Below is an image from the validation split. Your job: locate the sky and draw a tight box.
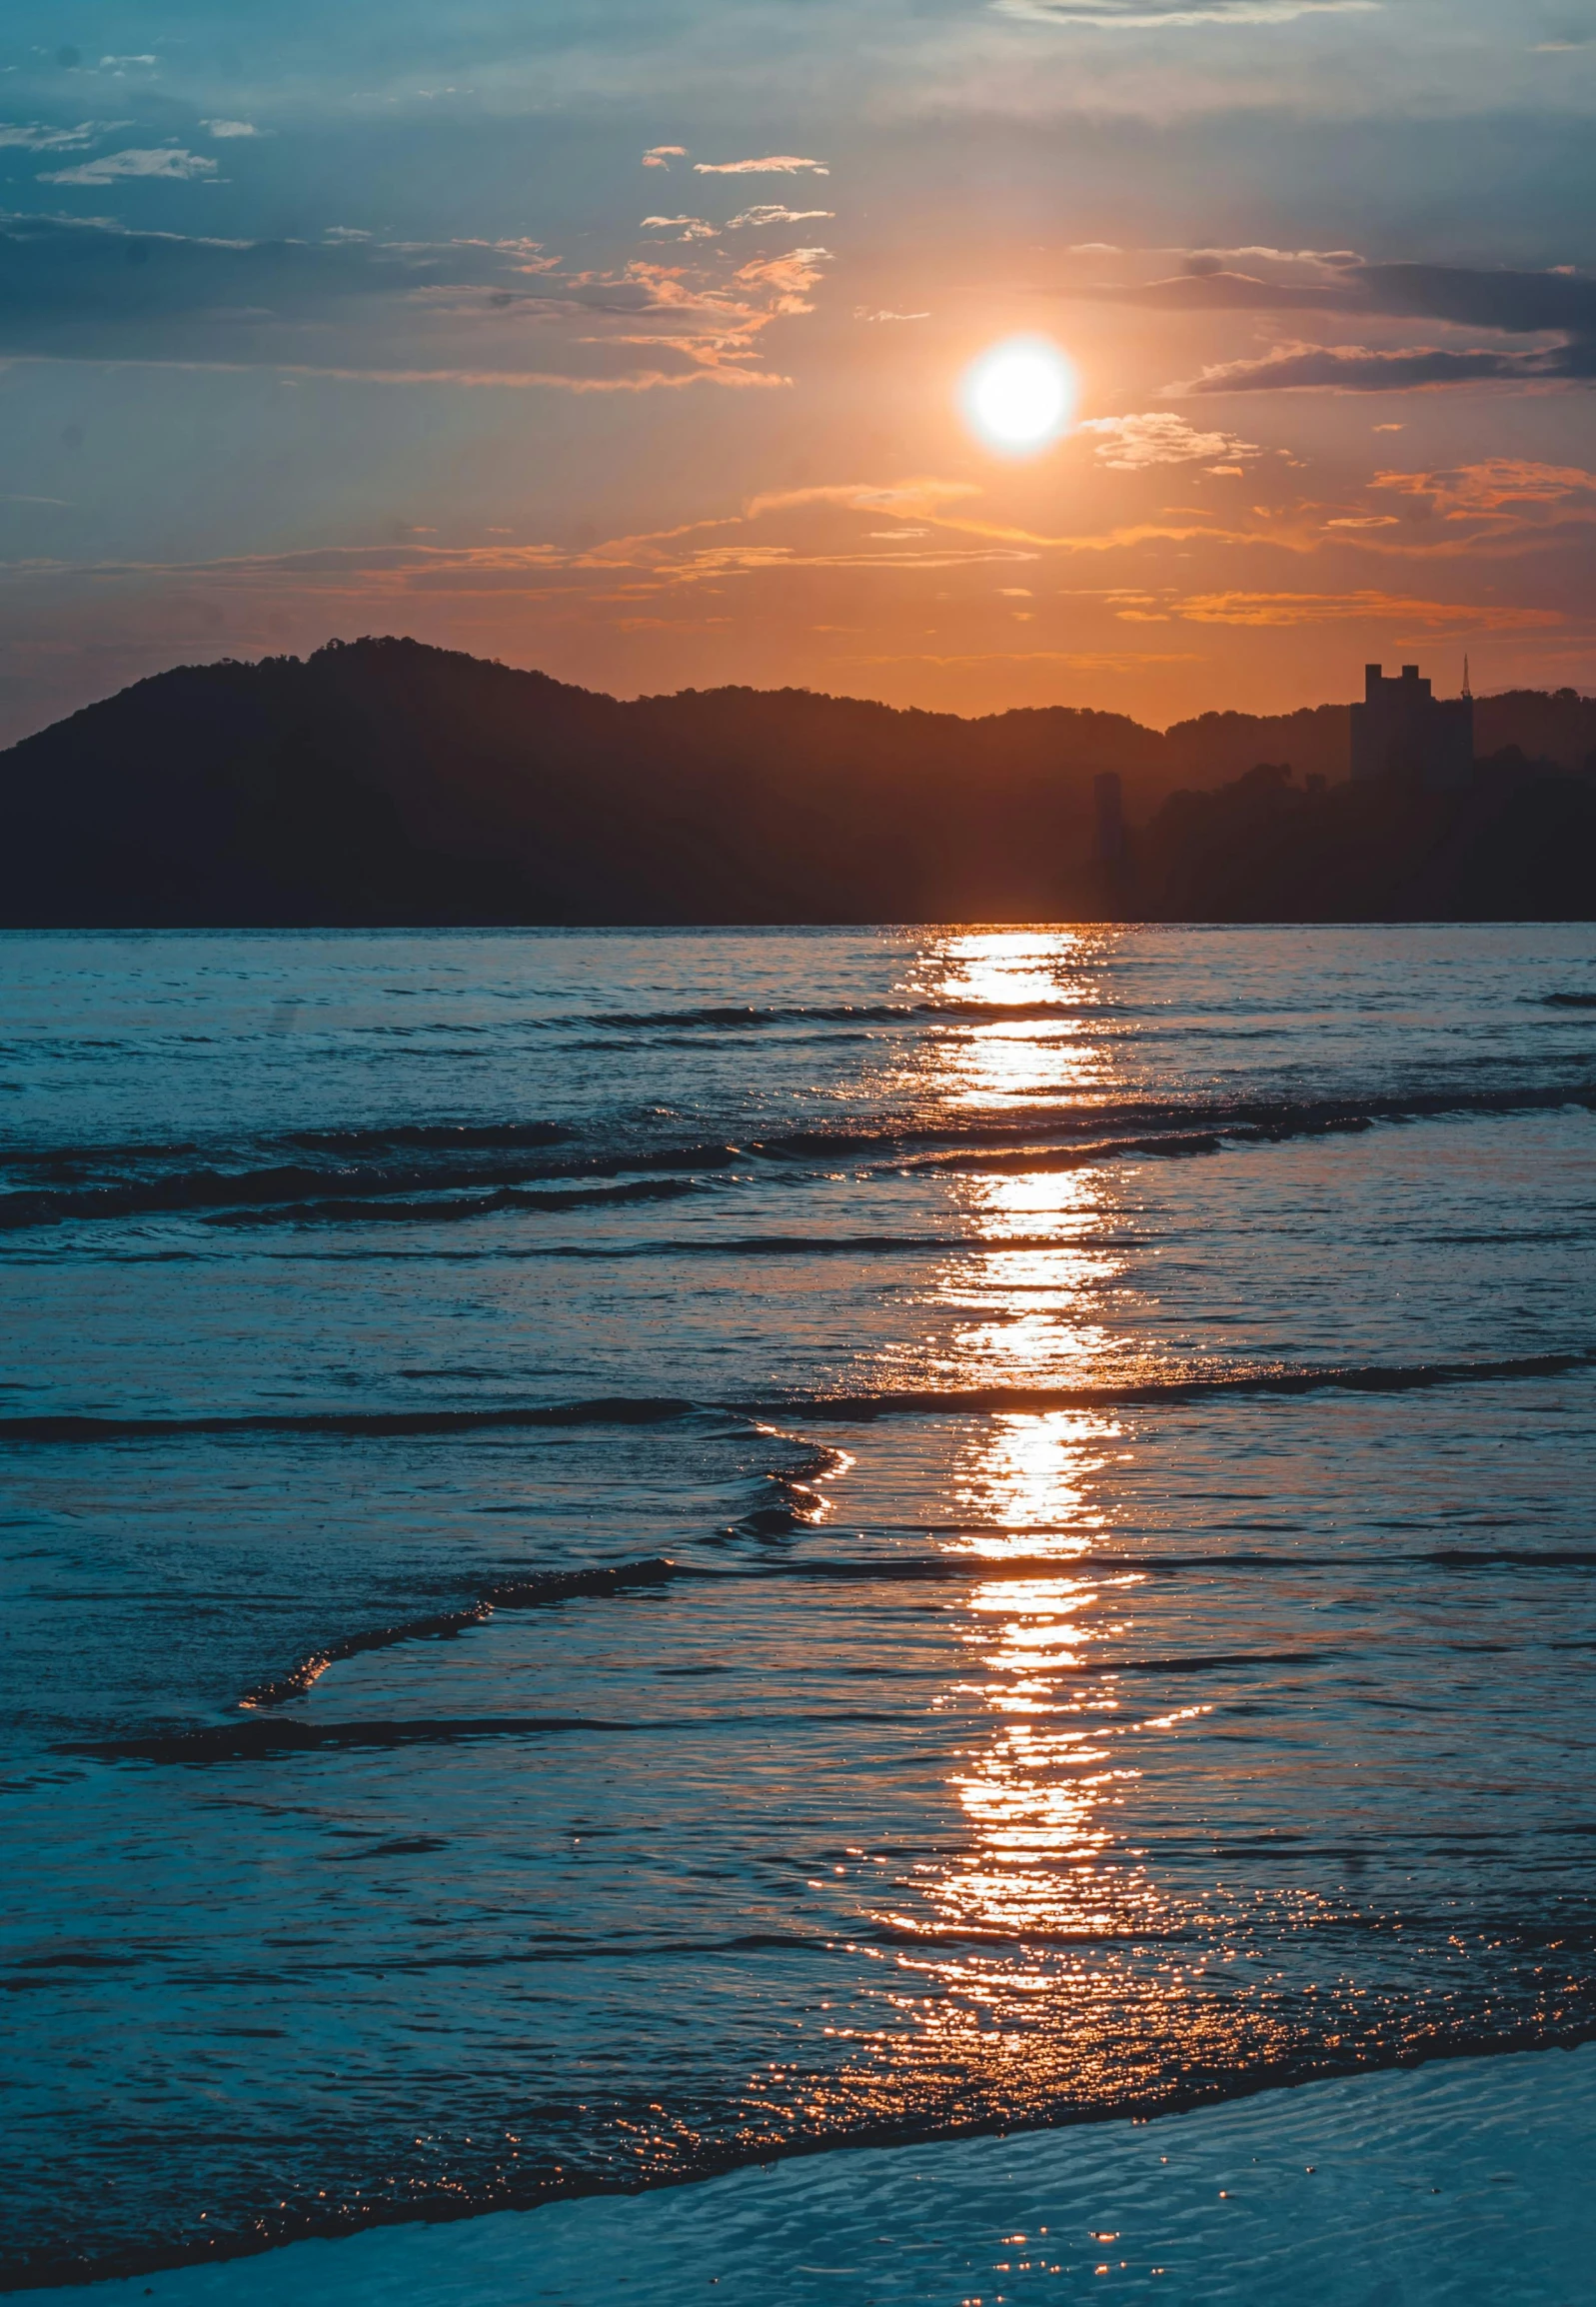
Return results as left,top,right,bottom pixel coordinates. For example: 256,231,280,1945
2,0,1594,743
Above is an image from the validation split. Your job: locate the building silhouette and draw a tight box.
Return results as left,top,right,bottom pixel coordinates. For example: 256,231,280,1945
1350,663,1473,792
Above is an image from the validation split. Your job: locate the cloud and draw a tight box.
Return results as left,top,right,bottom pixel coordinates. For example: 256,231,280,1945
745,480,982,518
854,307,930,321
1097,269,1353,312
40,146,220,185
477,237,561,272
1371,460,1596,520
1090,255,1596,391
641,215,721,239
567,247,837,370
1080,411,1260,467
693,155,829,175
1183,342,1555,392
846,649,1202,669
642,146,687,168
727,206,834,228
0,212,402,348
1333,260,1596,337
1107,256,1596,338
1172,590,1560,629
930,507,1264,554
0,214,824,385
4,356,787,393
8,494,1052,620
664,540,1036,579
732,248,832,315
993,0,1377,21
203,120,259,139
0,122,103,150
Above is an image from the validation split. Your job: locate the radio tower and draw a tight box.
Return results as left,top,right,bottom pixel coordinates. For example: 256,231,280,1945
1462,654,1472,700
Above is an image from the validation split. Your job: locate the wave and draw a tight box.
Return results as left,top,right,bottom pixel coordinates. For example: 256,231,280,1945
284,1121,574,1152
66,1714,641,1765
70,1530,1596,1766
241,1558,683,1707
75,1652,1339,1765
754,1348,1596,1421
747,1083,1596,1165
228,1542,1596,1715
0,1118,572,1175
581,999,1097,1031
2,1082,1591,1230
206,1177,699,1228
510,1232,1158,1261
903,1128,1227,1173
764,1545,1596,1576
0,1145,739,1231
6,1348,1589,1447
0,1394,702,1443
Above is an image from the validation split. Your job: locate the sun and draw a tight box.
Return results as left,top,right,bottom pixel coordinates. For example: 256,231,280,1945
961,337,1077,455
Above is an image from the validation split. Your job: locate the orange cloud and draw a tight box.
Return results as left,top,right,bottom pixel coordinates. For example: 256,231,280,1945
1079,412,1260,469
1371,460,1596,519
843,649,1203,669
930,513,1271,555
731,248,832,315
745,479,981,518
1173,590,1562,629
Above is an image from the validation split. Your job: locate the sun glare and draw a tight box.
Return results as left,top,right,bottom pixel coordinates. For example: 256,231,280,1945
961,337,1076,455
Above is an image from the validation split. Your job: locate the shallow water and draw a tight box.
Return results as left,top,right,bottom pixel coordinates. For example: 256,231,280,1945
38,2045,1596,2307
2,925,1594,2288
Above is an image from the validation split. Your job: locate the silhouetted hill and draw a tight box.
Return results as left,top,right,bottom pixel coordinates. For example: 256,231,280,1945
1474,687,1596,772
1161,704,1352,788
1134,756,1596,922
0,637,1591,923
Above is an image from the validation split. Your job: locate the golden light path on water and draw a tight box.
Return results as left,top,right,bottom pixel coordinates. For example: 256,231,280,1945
918,928,1118,1114
859,931,1210,2069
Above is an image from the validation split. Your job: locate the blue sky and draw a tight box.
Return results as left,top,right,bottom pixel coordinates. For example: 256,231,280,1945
2,0,1594,738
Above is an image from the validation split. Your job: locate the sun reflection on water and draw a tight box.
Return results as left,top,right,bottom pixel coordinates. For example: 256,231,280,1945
923,1565,1162,1943
934,1174,1137,1398
953,1411,1116,1553
922,928,1104,1015
866,930,1184,2036
910,928,1121,1112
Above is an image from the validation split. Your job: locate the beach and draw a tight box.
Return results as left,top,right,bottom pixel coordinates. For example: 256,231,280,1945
35,2047,1596,2304
3,925,1593,2296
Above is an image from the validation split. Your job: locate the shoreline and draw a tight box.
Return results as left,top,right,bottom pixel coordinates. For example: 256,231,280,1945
29,2041,1596,2305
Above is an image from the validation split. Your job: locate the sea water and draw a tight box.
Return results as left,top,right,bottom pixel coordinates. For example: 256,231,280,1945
2,924,1594,2291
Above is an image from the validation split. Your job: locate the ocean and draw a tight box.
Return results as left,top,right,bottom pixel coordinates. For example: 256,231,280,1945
3,924,1595,2296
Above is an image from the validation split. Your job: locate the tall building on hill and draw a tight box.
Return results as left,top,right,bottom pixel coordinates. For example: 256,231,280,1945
1350,663,1474,792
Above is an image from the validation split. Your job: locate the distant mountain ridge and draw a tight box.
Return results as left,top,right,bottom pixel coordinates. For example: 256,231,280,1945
1,637,1592,924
